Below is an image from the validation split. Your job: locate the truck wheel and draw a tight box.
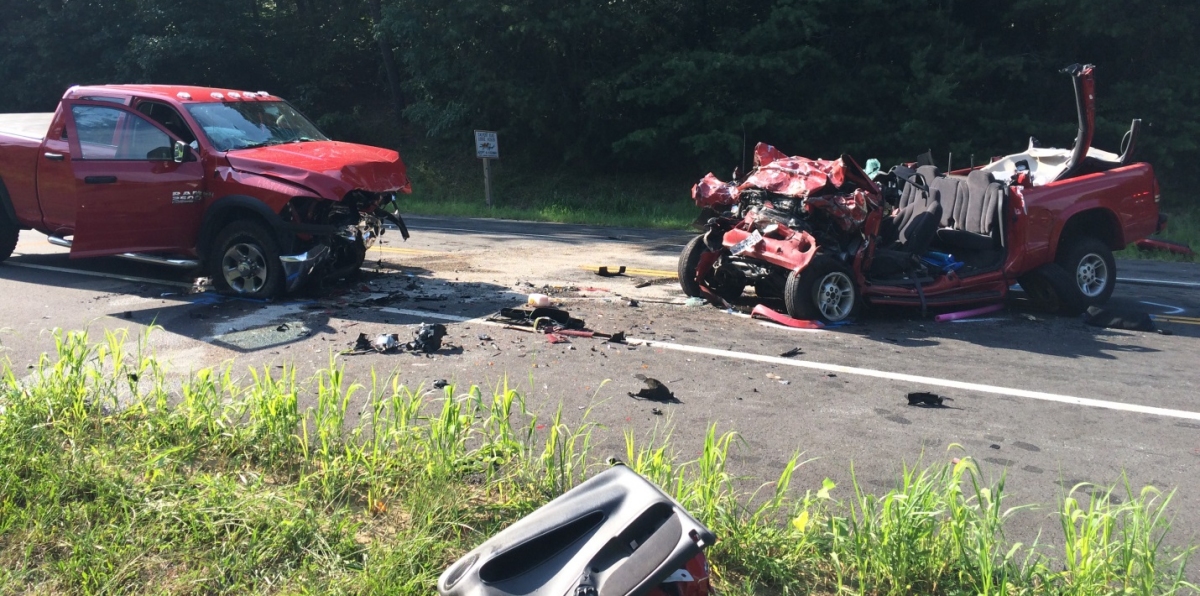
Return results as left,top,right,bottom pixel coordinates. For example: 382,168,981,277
209,221,284,299
1056,237,1116,308
0,215,17,262
678,234,745,302
784,256,860,323
1018,262,1083,315
678,235,709,297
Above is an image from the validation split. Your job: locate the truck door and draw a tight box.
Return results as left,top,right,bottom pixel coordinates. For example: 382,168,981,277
62,100,206,259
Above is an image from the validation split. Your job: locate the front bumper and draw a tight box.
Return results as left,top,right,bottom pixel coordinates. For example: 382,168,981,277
280,244,330,293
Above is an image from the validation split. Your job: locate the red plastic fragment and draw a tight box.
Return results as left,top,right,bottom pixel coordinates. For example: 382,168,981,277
1136,238,1195,256
750,304,824,329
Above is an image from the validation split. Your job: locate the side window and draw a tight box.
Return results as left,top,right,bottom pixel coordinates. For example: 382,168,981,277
136,101,197,144
71,105,172,161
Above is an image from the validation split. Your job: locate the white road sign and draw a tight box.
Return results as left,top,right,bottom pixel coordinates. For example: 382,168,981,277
474,130,499,159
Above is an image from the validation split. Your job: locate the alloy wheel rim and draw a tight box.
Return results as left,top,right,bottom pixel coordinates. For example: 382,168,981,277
814,271,854,320
1076,253,1108,298
222,243,267,294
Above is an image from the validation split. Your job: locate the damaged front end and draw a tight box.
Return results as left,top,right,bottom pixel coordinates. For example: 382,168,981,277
685,144,879,303
278,190,410,291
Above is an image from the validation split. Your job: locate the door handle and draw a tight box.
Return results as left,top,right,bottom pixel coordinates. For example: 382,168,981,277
84,176,117,184
44,152,64,161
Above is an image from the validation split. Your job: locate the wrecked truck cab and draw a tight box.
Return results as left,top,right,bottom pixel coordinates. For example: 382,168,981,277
0,84,412,300
680,64,1160,322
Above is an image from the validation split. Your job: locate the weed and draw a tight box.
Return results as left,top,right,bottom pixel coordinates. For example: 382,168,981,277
0,331,1195,594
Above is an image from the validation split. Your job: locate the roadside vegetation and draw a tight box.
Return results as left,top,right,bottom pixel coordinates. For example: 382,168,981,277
1116,203,1200,264
0,330,1195,594
399,147,698,230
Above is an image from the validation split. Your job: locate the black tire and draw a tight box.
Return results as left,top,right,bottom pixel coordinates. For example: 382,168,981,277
784,256,861,323
209,221,285,299
1018,262,1083,315
677,234,745,302
0,214,17,263
678,234,708,298
1055,236,1116,309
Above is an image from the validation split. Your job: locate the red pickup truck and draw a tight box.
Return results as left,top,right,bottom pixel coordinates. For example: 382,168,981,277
0,84,411,298
682,65,1163,321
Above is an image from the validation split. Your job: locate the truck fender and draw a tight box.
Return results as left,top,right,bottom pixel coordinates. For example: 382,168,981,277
198,195,296,258
1050,207,1123,259
197,195,339,260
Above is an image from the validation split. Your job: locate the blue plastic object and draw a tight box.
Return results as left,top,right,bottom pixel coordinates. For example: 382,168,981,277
920,251,964,273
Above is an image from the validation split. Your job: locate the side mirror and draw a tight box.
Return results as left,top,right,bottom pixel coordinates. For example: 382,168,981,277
173,140,188,163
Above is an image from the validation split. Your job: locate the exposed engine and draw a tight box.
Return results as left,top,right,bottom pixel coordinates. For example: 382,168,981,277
734,189,851,252
283,189,408,283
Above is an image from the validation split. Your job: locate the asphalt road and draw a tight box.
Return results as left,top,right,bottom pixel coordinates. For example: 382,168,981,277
2,214,1199,554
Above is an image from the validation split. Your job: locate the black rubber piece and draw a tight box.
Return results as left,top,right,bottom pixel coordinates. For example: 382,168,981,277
1018,262,1083,315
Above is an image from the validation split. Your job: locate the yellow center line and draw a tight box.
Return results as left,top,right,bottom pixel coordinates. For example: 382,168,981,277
578,265,678,279
1153,315,1200,325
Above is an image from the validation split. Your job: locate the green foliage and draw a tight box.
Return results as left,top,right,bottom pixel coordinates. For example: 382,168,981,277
3,0,1199,192
0,330,1196,593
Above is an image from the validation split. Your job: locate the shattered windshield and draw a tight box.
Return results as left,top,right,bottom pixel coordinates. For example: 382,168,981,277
185,101,328,152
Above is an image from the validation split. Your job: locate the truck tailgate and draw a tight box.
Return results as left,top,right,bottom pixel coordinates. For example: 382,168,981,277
0,113,54,141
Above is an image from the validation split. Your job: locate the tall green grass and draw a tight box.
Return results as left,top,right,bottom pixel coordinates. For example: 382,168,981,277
0,330,1195,594
1118,203,1200,263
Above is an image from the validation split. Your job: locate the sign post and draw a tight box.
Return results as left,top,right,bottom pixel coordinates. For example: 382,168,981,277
474,130,499,207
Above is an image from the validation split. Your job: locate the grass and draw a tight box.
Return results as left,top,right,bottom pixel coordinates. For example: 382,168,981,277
0,329,1196,594
1117,202,1200,263
397,147,700,229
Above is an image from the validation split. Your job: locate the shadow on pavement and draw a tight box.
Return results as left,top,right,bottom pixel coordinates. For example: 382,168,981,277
1,252,525,355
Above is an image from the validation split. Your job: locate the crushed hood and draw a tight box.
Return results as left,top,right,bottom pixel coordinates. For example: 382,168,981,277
224,141,411,201
692,143,878,208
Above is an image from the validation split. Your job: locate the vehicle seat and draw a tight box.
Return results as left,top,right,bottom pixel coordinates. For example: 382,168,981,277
896,165,941,213
935,170,1005,251
883,165,941,244
894,199,942,254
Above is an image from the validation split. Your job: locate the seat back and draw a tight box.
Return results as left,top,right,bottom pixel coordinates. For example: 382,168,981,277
897,165,941,210
963,170,1004,237
929,175,968,229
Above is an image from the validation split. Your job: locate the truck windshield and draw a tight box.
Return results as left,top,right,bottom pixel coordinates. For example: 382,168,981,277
184,101,328,152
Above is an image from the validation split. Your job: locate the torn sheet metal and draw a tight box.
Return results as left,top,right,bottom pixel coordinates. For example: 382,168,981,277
691,143,877,231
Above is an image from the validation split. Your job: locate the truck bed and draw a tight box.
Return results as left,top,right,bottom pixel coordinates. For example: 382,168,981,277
0,113,54,141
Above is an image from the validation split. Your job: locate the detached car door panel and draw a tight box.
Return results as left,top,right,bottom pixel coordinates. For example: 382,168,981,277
64,100,205,258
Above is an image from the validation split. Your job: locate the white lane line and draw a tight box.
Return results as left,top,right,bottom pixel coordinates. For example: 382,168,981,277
625,338,1200,421
3,262,195,288
373,305,1200,421
377,306,478,323
1118,277,1200,289
1139,300,1185,315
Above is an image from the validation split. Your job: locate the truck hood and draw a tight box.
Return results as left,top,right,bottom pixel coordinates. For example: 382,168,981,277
224,141,411,201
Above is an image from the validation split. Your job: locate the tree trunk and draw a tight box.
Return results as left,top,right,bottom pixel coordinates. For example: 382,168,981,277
369,0,404,116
